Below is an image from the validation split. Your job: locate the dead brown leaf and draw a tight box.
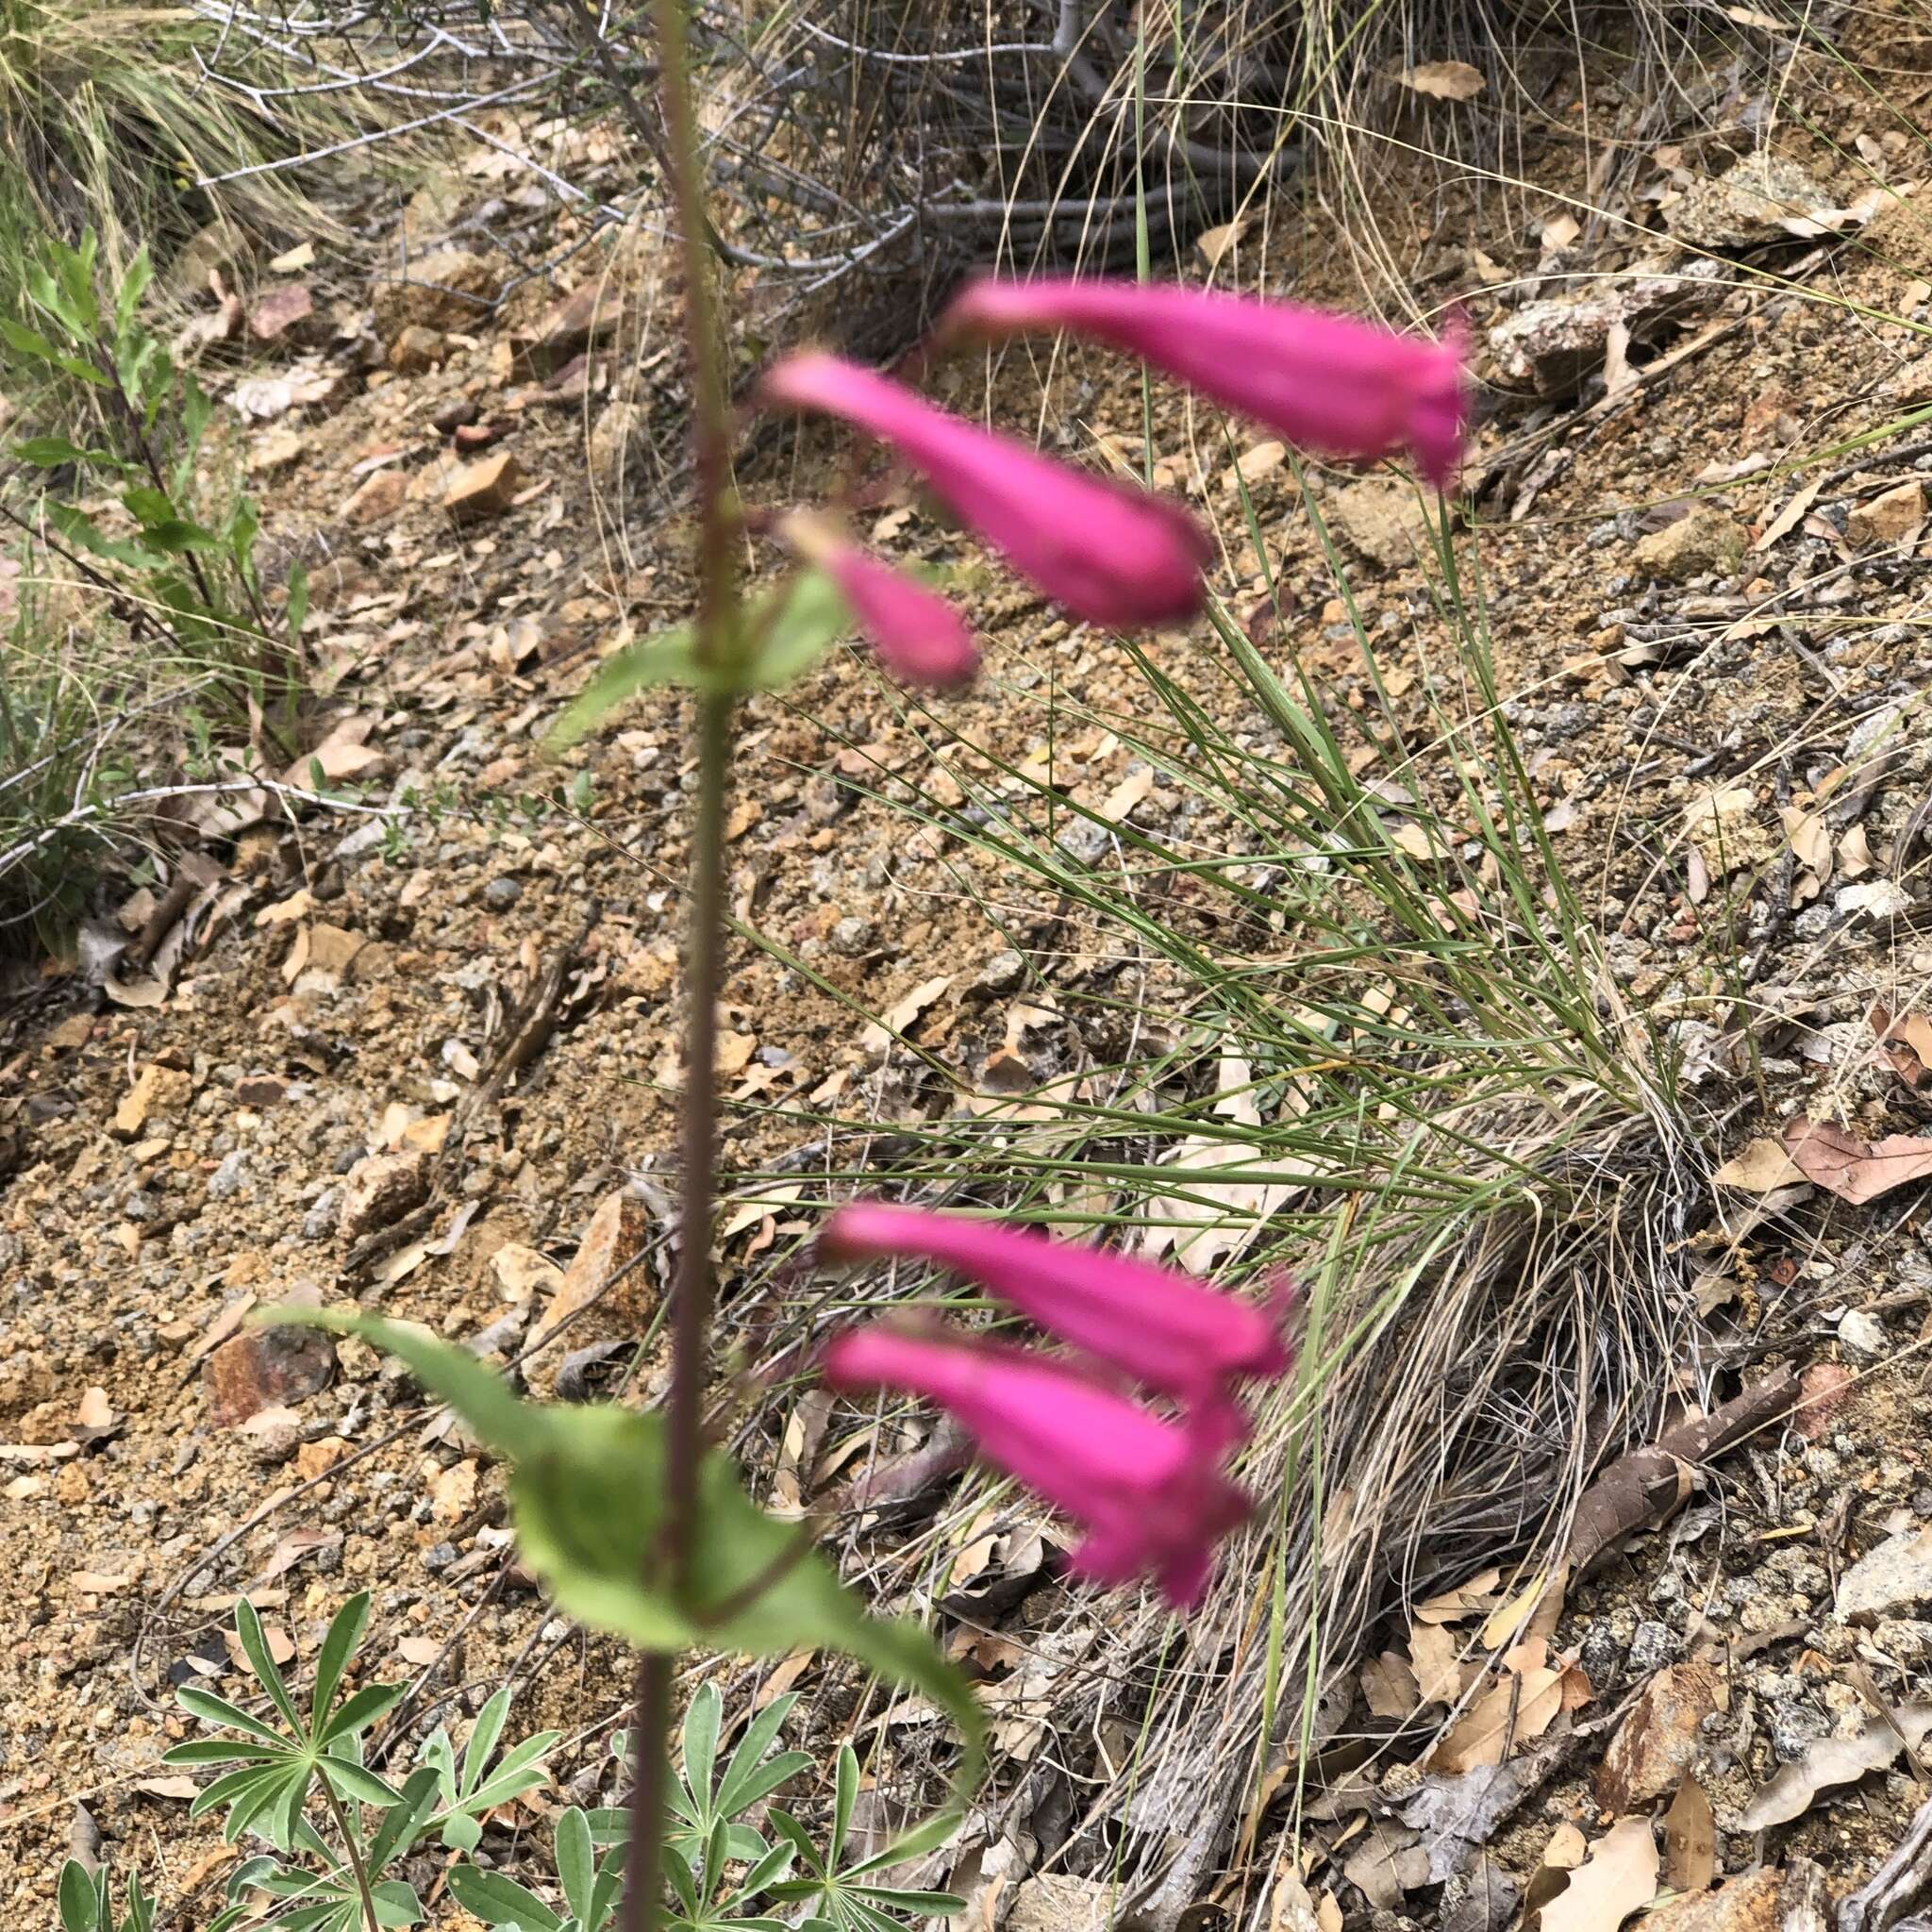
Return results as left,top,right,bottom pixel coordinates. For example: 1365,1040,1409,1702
1363,1651,1422,1719
1538,1816,1658,1932
859,974,952,1052
1872,1005,1932,1091
135,1776,201,1802
1739,1704,1932,1829
1398,59,1485,99
1783,1115,1932,1205
1414,1567,1503,1624
1663,1778,1716,1892
261,1525,341,1581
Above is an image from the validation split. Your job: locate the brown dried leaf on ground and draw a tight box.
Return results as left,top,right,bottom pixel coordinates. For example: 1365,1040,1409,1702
1663,1778,1716,1892
1782,1116,1932,1204
1537,1816,1659,1932
1871,1005,1932,1090
1429,1640,1565,1774
1712,1137,1807,1191
1398,59,1485,98
1737,1704,1932,1829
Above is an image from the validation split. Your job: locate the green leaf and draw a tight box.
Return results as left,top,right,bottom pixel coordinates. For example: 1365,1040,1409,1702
461,1687,511,1793
446,1865,563,1932
319,1756,403,1810
44,501,163,570
57,1860,98,1932
309,1591,370,1733
114,249,154,346
236,1597,304,1730
829,1744,858,1867
0,315,111,386
681,1682,722,1806
286,559,310,646
161,1738,281,1766
369,1766,441,1873
742,565,852,690
176,1685,292,1748
321,1681,405,1742
371,1881,423,1928
12,435,110,468
545,569,855,750
259,1309,985,1807
137,517,221,555
556,1807,594,1922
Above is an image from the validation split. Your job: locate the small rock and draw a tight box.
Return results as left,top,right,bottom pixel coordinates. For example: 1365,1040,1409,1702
207,1150,249,1201
1633,508,1745,583
341,468,409,527
245,1420,301,1465
294,1437,348,1481
372,246,503,339
338,1150,433,1241
1595,1660,1722,1810
1794,1360,1856,1440
971,950,1027,999
432,395,480,435
1487,261,1724,394
1008,1874,1112,1932
113,1064,192,1138
443,450,525,521
301,1188,340,1241
529,278,623,372
1663,153,1832,251
1629,1620,1677,1674
1845,479,1925,549
1638,1867,1781,1932
1836,1526,1932,1622
525,1191,656,1393
829,915,874,956
388,325,444,375
1332,478,1434,567
1838,1308,1889,1361
205,1322,335,1426
481,874,523,912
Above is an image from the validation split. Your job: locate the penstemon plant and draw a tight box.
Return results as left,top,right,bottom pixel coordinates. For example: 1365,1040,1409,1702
255,7,1472,1930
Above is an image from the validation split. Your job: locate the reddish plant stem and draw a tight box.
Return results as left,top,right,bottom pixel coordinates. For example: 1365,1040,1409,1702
621,5,742,1932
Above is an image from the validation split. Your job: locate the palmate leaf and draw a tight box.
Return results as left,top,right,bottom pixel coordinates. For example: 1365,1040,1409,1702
264,1308,984,1807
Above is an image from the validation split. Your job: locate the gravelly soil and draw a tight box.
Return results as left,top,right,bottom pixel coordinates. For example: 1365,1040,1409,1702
8,20,1932,1927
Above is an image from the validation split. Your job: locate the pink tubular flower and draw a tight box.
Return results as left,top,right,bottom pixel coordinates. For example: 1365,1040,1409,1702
776,510,977,688
758,352,1209,631
824,1326,1249,1607
941,276,1469,492
820,1202,1291,1453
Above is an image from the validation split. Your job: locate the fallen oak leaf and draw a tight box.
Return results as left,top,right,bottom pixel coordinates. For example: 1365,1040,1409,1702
1738,1704,1932,1829
1712,1136,1807,1192
1783,1116,1932,1205
1397,59,1485,98
1538,1815,1658,1932
1663,1777,1716,1892
1567,1368,1797,1572
1871,1005,1932,1091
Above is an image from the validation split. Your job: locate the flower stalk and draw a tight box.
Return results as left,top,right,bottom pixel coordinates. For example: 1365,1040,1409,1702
624,4,743,1931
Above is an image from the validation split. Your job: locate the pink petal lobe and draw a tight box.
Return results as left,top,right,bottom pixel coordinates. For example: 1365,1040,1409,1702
758,353,1209,630
821,1203,1291,1424
941,277,1469,491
